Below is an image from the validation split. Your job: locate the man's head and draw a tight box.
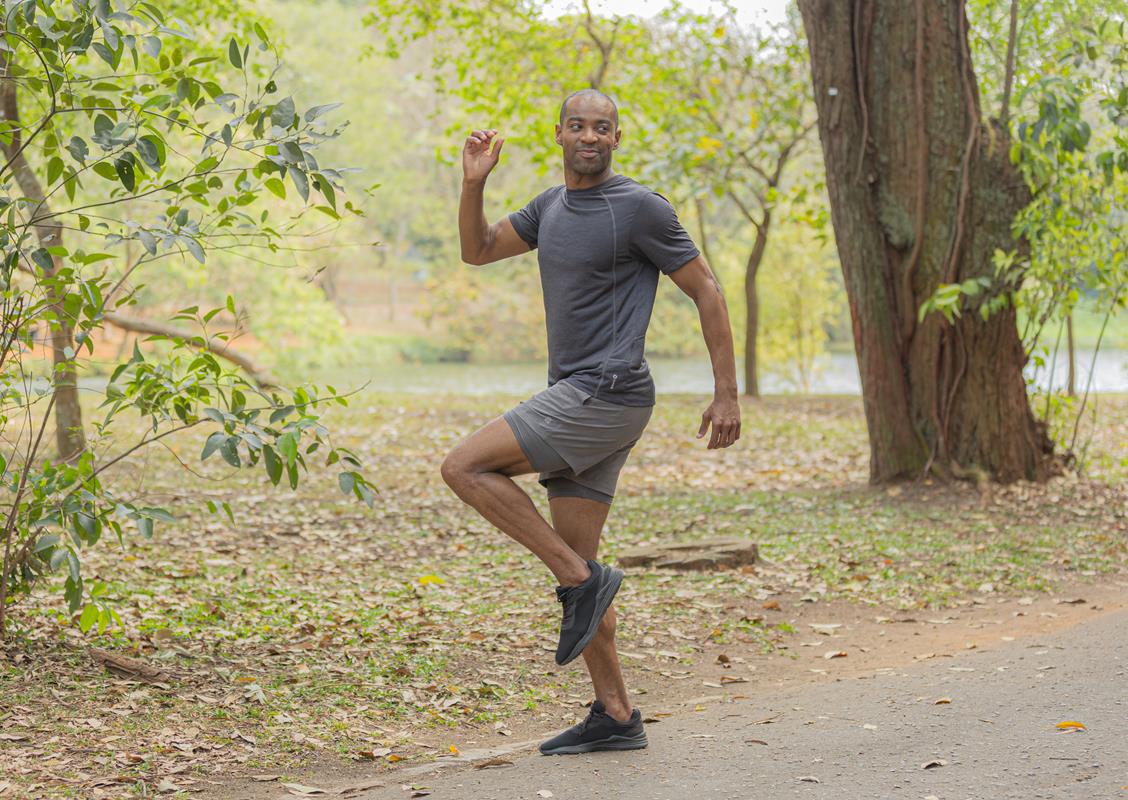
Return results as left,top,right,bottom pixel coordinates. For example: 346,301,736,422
555,89,621,177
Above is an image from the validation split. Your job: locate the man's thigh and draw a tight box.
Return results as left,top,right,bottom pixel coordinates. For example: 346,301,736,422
445,415,538,477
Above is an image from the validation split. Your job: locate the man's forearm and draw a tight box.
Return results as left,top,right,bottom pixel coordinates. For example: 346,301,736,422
695,286,738,397
459,178,490,264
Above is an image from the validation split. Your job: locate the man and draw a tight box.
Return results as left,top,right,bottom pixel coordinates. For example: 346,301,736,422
440,88,740,755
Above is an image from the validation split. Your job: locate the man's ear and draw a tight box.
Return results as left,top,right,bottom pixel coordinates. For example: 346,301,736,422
554,123,562,145
613,128,622,149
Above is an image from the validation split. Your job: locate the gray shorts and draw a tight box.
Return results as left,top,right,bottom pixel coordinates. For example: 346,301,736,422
503,380,652,504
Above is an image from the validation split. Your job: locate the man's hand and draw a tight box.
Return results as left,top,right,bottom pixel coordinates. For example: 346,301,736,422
463,129,505,183
696,394,741,449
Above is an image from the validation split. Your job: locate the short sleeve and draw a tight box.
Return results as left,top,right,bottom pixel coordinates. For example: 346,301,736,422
630,192,700,275
508,187,555,250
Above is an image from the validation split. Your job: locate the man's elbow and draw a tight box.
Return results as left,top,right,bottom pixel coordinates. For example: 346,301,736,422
460,247,486,266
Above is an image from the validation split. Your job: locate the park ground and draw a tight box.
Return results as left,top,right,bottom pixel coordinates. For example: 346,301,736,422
1,392,1126,798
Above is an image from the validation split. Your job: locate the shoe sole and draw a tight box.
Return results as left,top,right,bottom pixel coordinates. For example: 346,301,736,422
539,731,648,755
556,567,624,666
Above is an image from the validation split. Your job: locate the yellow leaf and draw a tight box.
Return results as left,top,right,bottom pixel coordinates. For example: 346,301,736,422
448,745,459,754
713,25,725,38
386,753,402,762
1055,720,1086,730
418,574,445,586
695,136,723,156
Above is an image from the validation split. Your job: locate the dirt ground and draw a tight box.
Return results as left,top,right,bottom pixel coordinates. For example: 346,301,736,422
199,577,1128,799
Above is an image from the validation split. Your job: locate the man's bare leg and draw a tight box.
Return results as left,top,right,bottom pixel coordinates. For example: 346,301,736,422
549,495,633,723
441,417,590,586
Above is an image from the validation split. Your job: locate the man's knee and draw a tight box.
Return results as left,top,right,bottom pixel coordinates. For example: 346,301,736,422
440,448,472,492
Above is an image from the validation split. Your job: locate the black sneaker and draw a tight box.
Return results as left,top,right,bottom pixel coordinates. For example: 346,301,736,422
539,700,648,755
554,559,623,666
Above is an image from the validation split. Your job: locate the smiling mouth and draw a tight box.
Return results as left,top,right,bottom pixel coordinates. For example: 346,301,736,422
578,150,599,157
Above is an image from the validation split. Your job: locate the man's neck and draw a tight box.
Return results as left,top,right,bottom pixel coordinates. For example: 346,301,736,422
563,167,617,191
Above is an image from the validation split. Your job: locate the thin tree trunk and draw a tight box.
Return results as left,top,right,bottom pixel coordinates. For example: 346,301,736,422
0,59,86,461
743,215,770,398
694,197,715,270
1066,313,1076,397
1000,0,1020,126
798,0,1054,483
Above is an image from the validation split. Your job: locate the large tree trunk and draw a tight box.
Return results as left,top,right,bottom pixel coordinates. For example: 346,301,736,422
797,0,1054,483
743,216,770,398
0,64,86,461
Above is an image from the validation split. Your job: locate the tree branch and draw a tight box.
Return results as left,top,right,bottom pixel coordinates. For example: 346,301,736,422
102,312,279,388
1000,0,1020,126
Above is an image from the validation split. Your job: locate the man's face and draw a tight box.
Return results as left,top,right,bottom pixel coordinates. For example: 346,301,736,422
555,96,621,176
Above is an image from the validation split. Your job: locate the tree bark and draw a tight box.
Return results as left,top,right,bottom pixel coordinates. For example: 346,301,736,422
0,60,86,461
743,215,770,398
797,0,1054,483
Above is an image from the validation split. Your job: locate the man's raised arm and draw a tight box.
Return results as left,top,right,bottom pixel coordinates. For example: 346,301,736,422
459,129,531,266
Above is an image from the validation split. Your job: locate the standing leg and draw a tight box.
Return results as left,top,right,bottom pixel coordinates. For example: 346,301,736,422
549,495,633,723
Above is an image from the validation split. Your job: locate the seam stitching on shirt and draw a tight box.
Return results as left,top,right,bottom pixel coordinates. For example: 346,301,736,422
594,189,619,399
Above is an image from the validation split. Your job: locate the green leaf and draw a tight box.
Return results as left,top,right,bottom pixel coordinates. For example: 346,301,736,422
66,136,88,164
288,165,309,201
137,229,157,255
137,517,153,538
228,37,242,68
277,432,298,466
202,431,226,460
47,156,65,185
142,35,161,58
136,135,162,170
356,480,376,509
271,96,295,129
304,102,342,122
338,471,355,495
114,156,136,191
183,236,205,264
263,445,283,486
79,603,99,633
30,248,54,273
92,162,118,181
261,177,284,198
219,437,241,467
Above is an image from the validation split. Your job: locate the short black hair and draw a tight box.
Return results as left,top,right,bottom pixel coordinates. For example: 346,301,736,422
559,88,619,128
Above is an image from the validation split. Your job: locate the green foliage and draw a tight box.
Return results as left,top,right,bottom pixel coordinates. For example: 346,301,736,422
0,0,373,637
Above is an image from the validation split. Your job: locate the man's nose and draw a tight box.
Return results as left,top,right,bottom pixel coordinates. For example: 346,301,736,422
580,128,598,142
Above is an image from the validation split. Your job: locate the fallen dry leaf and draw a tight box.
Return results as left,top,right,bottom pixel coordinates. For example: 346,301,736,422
824,650,848,660
473,757,513,770
922,759,948,770
251,774,280,782
797,776,820,783
537,791,554,798
282,783,327,796
761,600,781,610
934,697,952,705
1055,720,1086,731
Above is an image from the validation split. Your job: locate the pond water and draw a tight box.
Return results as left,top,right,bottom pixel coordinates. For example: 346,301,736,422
333,349,1128,396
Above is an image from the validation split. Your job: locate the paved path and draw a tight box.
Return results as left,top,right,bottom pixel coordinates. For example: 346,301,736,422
336,607,1127,800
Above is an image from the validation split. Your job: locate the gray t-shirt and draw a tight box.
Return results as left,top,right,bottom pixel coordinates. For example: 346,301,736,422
508,174,699,407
